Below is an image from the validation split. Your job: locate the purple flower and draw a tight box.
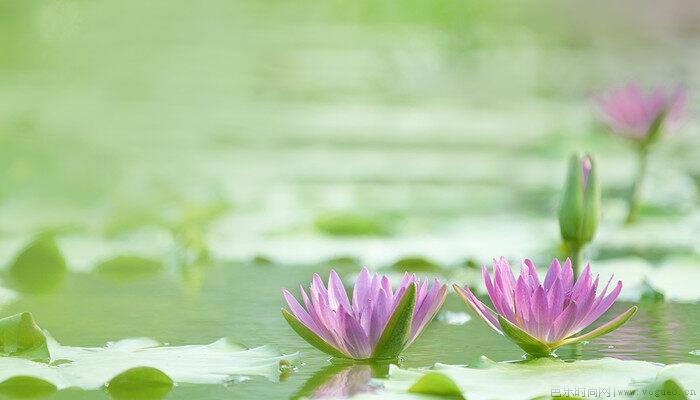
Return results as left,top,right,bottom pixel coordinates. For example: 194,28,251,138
282,268,448,360
454,257,637,357
595,82,687,141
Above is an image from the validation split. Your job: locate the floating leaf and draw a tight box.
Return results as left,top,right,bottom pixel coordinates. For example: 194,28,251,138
106,367,173,400
391,257,441,272
0,313,48,361
633,379,688,400
0,375,57,399
47,337,295,388
314,212,389,236
95,255,164,282
372,357,690,400
652,364,700,400
408,372,463,399
0,322,295,394
8,236,66,294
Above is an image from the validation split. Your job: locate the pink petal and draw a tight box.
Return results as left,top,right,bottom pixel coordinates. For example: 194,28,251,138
328,270,352,312
454,284,502,334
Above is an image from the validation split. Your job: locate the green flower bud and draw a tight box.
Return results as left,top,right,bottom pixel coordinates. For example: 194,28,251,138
558,154,600,245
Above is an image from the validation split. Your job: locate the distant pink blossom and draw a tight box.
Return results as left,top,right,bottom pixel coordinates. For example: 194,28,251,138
595,82,687,140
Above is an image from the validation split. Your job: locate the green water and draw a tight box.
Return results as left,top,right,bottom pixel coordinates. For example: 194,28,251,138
3,261,697,399
1,0,699,398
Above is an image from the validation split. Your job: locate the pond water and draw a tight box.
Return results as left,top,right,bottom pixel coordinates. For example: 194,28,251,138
3,261,698,399
1,0,699,398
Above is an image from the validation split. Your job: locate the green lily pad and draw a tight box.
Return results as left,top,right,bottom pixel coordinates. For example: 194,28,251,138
367,357,700,400
47,337,295,388
0,375,57,399
408,372,463,399
633,379,688,400
650,364,700,400
106,367,173,400
7,236,66,294
0,313,48,361
391,257,441,272
314,212,390,236
95,255,164,282
0,313,296,393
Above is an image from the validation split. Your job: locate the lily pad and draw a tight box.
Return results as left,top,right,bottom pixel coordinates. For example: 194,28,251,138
7,236,66,294
0,313,49,361
314,212,390,236
633,379,688,400
0,314,296,393
408,372,463,399
369,357,700,400
95,255,164,282
57,231,172,273
47,336,296,388
391,256,441,272
0,375,58,399
650,364,700,400
106,367,173,400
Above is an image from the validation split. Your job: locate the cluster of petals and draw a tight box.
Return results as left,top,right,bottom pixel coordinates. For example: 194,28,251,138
455,257,624,344
282,268,448,359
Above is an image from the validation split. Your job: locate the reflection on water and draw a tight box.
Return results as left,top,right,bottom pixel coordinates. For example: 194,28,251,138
1,263,698,400
598,302,689,364
292,361,391,399
556,301,697,364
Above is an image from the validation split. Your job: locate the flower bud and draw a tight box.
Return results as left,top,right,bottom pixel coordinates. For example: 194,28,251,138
558,154,600,245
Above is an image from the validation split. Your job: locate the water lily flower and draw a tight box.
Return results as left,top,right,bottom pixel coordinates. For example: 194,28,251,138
454,257,637,357
595,82,688,223
282,268,448,360
595,82,687,143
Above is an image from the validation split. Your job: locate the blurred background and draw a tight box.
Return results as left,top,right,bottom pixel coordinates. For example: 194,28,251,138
0,1,699,398
1,1,699,262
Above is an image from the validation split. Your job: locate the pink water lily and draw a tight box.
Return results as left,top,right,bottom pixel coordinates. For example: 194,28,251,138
454,257,637,357
595,82,687,141
282,268,448,360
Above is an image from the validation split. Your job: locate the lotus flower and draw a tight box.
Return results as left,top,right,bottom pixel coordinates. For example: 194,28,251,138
454,257,637,357
282,268,448,360
595,82,687,142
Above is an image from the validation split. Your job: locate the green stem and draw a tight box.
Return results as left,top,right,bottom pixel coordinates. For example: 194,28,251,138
625,146,649,224
567,241,583,278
